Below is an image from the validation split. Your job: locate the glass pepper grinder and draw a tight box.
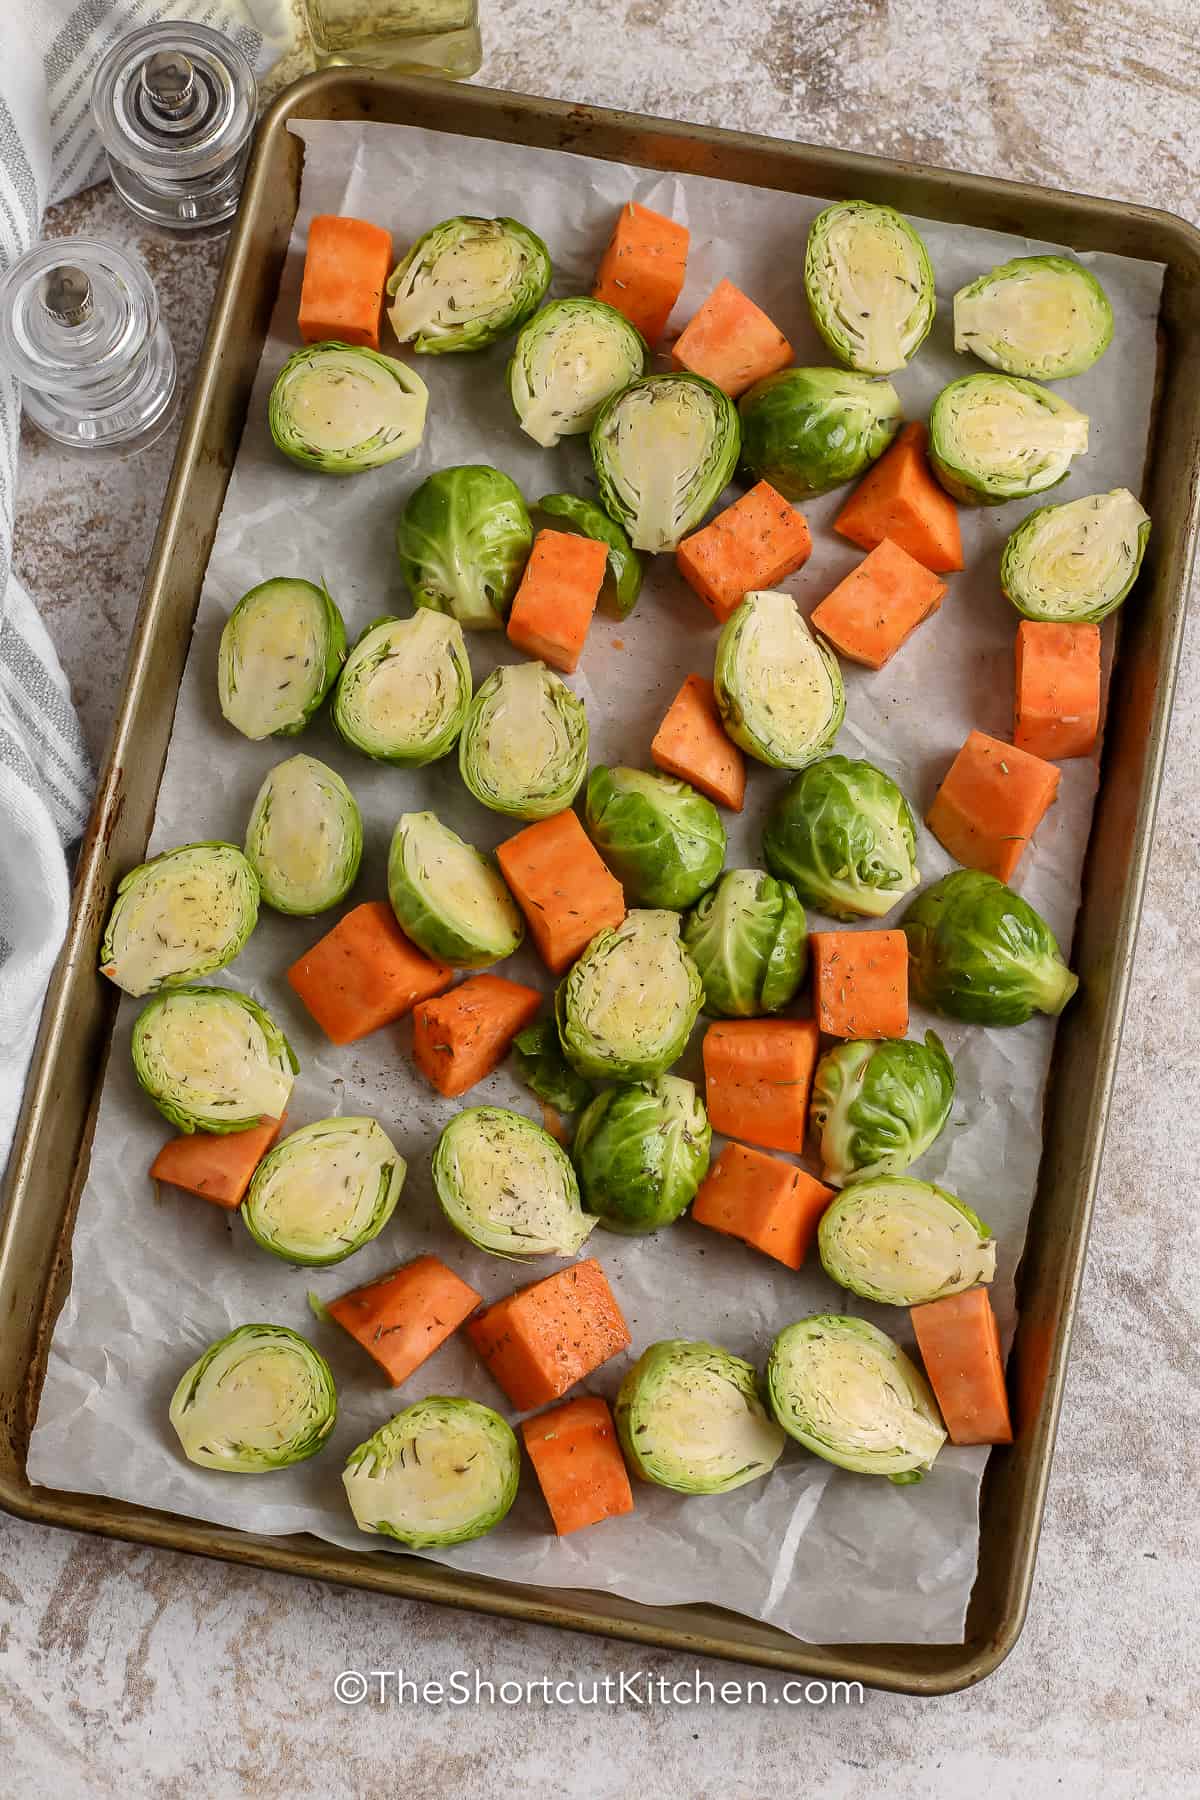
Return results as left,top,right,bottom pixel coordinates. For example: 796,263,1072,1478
91,22,258,234
0,239,177,455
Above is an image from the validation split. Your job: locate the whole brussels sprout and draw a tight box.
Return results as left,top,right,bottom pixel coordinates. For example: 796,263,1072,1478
902,869,1079,1026
537,492,644,619
928,372,1089,506
681,868,808,1018
804,202,936,375
556,909,703,1082
218,578,347,741
100,841,259,997
738,367,902,499
459,662,588,819
615,1340,786,1494
388,812,523,968
762,755,919,920
244,755,361,916
268,343,428,473
590,372,740,552
954,254,1113,380
817,1175,995,1306
766,1315,946,1482
511,1021,593,1116
343,1398,520,1547
396,465,533,632
584,765,725,909
810,1031,955,1186
1001,487,1151,623
333,613,472,765
714,591,845,769
574,1076,711,1234
169,1324,336,1472
386,215,551,353
510,298,646,448
132,985,297,1134
243,1116,406,1267
432,1105,595,1257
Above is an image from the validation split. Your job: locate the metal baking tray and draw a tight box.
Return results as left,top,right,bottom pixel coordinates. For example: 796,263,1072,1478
3,71,1198,1696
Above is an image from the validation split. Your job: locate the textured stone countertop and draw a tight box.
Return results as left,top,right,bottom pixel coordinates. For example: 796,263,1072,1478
5,4,1200,1794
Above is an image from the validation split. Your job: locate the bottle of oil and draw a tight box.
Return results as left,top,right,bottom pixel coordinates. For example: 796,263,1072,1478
300,0,483,79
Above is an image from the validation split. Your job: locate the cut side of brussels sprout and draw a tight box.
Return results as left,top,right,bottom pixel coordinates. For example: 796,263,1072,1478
810,1032,955,1187
902,868,1079,1026
217,578,347,742
536,492,644,619
100,842,260,997
767,1315,946,1481
386,215,551,354
459,662,589,819
169,1323,337,1472
584,765,726,910
805,202,936,375
269,343,428,474
432,1105,594,1257
681,868,808,1018
243,1116,405,1267
615,1339,786,1494
954,255,1113,380
396,465,533,632
510,298,647,448
333,612,472,765
388,811,523,969
1001,487,1151,623
714,590,845,769
244,755,362,917
738,367,903,500
556,909,703,1083
344,1397,520,1547
761,755,919,920
818,1175,995,1306
574,1076,711,1235
590,373,740,553
132,985,297,1134
929,373,1089,506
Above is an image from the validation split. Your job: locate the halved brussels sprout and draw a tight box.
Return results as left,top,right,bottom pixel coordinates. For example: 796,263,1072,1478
767,1316,946,1481
132,985,297,1134
818,1176,995,1307
714,590,845,769
738,367,902,500
217,578,347,742
169,1323,336,1472
268,343,428,473
681,868,808,1018
811,1032,955,1187
100,842,259,997
396,465,533,632
344,1397,520,1547
574,1076,711,1235
459,662,588,819
244,755,362,917
243,1116,405,1267
537,493,644,619
557,909,703,1082
590,373,740,553
804,202,936,375
928,373,1089,506
584,765,725,910
511,1021,594,1116
333,612,471,765
1001,487,1151,623
387,812,523,968
761,755,919,919
510,298,647,448
432,1105,595,1258
615,1339,786,1494
903,868,1079,1026
954,254,1113,380
386,215,551,354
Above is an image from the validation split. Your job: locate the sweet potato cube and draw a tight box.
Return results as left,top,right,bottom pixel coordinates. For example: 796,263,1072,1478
650,674,746,810
521,1395,635,1535
298,214,393,352
327,1255,482,1386
466,1258,631,1412
592,200,689,345
670,279,793,397
1014,621,1101,761
150,1114,286,1211
506,529,608,674
811,930,908,1039
412,975,543,1098
701,1018,820,1154
911,1287,1013,1446
286,902,454,1045
811,537,947,670
834,422,964,574
496,811,626,976
927,729,1062,881
691,1142,833,1270
676,482,812,623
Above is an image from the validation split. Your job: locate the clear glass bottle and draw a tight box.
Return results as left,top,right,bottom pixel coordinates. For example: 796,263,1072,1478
0,240,177,455
300,0,483,79
91,22,257,234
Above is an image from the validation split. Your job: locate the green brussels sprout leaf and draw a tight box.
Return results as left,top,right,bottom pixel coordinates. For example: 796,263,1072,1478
681,868,808,1017
511,1021,594,1116
536,492,644,619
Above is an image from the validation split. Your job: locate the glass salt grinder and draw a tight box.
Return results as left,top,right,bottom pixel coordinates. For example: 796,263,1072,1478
91,22,258,234
0,240,177,455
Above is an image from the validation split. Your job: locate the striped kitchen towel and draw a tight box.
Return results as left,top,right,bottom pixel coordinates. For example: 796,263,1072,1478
0,2,291,1174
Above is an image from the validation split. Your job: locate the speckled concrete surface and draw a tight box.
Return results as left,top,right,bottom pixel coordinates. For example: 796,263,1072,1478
5,3,1200,1793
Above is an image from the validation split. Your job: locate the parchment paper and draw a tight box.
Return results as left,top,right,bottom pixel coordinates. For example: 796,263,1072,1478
28,119,1164,1644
